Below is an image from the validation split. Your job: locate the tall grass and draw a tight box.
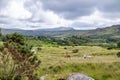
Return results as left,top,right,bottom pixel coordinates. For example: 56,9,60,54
38,62,120,80
35,46,120,80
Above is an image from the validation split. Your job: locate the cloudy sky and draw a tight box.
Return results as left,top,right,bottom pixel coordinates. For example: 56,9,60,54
0,0,120,30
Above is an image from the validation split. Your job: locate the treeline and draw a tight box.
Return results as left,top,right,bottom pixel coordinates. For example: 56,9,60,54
27,35,120,47
29,36,92,46
1,28,120,47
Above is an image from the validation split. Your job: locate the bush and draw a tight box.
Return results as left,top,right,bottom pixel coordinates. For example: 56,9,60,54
0,33,41,80
37,47,42,51
117,41,120,48
64,47,67,49
72,49,79,53
117,52,120,57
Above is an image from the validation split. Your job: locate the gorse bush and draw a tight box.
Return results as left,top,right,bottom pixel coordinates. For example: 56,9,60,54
0,33,41,80
117,41,120,48
72,49,79,53
117,52,120,57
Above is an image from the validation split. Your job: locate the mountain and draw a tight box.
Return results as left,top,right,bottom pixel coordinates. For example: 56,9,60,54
37,27,74,31
1,25,120,38
88,25,120,35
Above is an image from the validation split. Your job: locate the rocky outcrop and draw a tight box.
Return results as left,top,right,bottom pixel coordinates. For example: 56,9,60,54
67,73,94,80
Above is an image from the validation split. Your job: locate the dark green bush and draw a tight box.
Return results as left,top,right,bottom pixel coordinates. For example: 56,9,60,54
0,33,41,80
64,47,67,49
117,52,120,57
72,49,79,53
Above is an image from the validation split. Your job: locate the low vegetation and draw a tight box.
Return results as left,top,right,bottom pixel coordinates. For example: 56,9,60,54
35,46,120,80
0,31,120,80
0,33,41,80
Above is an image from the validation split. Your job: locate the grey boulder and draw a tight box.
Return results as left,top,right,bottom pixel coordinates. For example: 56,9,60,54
67,73,94,80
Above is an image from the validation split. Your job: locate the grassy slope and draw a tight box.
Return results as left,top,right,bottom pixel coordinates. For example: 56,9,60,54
35,46,120,80
26,40,58,47
2,25,120,37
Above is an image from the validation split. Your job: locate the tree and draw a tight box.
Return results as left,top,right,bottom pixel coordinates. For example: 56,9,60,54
117,52,120,57
0,28,2,40
117,41,120,48
1,33,41,80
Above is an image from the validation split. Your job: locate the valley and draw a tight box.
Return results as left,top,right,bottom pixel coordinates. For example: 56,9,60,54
0,25,120,80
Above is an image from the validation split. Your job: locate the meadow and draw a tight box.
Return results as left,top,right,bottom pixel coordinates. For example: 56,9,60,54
1,38,120,80
34,46,120,80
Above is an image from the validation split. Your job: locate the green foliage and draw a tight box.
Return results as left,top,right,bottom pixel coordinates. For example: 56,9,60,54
2,25,120,38
0,28,2,41
0,33,41,80
72,49,79,53
6,32,25,45
64,47,67,49
117,52,120,57
37,47,42,51
5,33,32,55
0,28,1,37
37,36,92,46
31,35,118,47
38,62,120,80
117,41,120,48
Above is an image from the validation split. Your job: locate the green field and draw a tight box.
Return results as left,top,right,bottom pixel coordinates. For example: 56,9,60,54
34,46,120,80
1,39,120,80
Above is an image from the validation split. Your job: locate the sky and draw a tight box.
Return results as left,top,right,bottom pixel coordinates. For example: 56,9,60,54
0,0,120,30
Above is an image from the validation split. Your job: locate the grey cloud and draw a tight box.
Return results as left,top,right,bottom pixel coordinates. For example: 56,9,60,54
24,0,44,22
0,0,9,14
0,0,120,30
0,19,9,24
41,0,98,19
97,0,120,13
0,0,9,8
0,16,11,24
71,22,97,30
41,0,120,19
96,0,120,19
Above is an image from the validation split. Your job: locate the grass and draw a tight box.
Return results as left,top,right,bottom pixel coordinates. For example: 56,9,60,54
0,41,120,80
26,40,58,47
34,46,120,80
37,46,120,56
0,41,3,47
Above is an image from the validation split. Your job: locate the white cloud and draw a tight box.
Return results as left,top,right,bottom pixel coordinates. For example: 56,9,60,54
71,10,120,29
25,0,73,28
0,0,32,19
0,0,120,30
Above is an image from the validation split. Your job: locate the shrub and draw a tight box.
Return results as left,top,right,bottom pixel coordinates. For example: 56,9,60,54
37,47,42,51
117,41,120,48
117,52,120,57
72,49,79,53
0,33,41,80
64,47,67,49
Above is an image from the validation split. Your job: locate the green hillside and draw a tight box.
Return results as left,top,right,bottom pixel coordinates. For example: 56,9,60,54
1,25,120,38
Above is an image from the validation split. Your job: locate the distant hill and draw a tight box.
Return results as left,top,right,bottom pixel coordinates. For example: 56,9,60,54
37,27,74,31
1,25,120,38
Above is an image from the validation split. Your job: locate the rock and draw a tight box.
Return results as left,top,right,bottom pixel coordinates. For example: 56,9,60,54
67,73,94,80
40,74,48,80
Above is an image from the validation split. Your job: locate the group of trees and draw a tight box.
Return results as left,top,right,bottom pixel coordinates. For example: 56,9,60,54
32,35,120,47
0,27,120,79
37,36,92,46
0,32,41,80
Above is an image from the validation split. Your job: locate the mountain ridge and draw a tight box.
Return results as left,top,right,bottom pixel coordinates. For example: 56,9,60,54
1,25,120,37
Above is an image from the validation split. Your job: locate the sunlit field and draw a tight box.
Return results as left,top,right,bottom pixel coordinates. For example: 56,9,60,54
1,0,120,79
34,46,120,80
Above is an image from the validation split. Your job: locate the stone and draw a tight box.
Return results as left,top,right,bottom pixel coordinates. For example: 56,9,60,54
40,74,48,80
67,73,94,80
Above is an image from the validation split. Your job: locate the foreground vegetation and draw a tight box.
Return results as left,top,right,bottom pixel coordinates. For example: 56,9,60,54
0,31,120,80
0,33,41,80
38,62,120,80
35,46,120,80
